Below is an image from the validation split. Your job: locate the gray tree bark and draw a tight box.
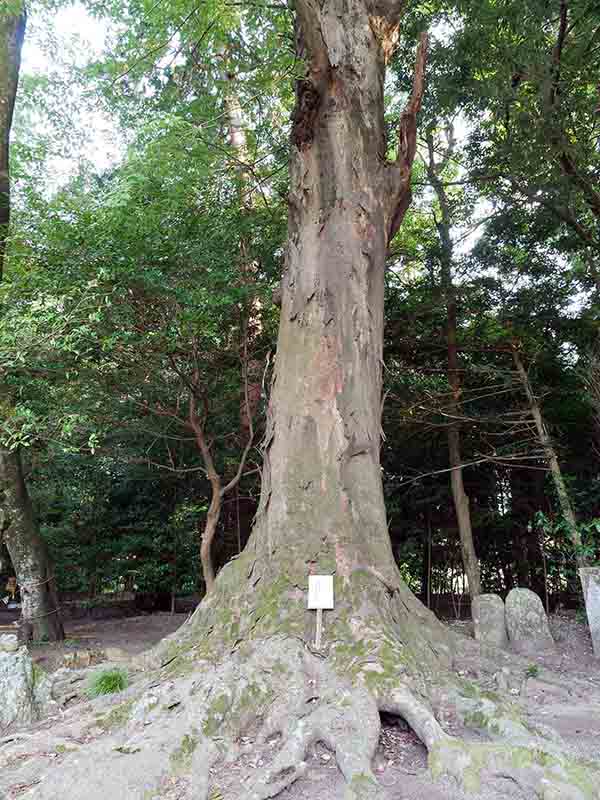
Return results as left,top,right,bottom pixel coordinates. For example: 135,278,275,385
0,5,64,641
0,7,25,282
0,449,64,641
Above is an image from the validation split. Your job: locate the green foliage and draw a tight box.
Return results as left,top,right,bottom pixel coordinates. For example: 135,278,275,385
1,0,599,610
525,664,539,679
535,511,600,568
86,667,129,698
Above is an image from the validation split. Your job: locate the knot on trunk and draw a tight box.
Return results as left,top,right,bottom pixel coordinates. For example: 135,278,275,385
291,79,322,150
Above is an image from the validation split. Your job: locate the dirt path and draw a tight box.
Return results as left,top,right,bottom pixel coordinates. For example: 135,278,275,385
26,613,189,672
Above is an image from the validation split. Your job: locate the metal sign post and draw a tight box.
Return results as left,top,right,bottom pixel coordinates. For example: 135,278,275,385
308,575,334,649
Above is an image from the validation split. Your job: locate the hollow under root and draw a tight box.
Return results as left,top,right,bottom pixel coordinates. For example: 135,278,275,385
186,636,600,800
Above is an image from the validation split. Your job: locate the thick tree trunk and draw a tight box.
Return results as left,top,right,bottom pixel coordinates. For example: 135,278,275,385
512,345,584,567
147,9,460,797
426,129,481,597
0,7,64,641
0,449,64,641
243,7,431,640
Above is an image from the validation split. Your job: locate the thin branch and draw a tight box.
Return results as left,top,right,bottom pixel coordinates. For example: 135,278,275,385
387,31,429,245
111,7,208,86
399,454,549,488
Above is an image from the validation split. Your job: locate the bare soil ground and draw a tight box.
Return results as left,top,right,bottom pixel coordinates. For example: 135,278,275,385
28,612,190,671
0,611,598,800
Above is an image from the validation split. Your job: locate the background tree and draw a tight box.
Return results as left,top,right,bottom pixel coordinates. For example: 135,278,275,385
0,2,64,642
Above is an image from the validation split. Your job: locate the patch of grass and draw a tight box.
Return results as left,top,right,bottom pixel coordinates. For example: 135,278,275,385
525,664,539,679
86,667,129,698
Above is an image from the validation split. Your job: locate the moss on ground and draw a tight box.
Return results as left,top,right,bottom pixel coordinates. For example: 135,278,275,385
430,739,599,798
95,698,135,731
170,732,199,771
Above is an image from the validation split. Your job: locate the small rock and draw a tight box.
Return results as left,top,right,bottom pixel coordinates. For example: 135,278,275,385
321,753,331,762
495,667,511,692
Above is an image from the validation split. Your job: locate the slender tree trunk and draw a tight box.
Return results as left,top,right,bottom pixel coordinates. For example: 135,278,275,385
0,8,24,282
0,6,64,641
188,364,254,593
221,63,263,440
426,129,481,597
512,345,585,566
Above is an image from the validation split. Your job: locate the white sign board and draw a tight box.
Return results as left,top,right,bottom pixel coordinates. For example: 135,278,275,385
308,575,334,610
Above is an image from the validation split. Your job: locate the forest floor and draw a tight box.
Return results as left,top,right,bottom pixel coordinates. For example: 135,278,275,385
0,610,598,800
28,612,189,671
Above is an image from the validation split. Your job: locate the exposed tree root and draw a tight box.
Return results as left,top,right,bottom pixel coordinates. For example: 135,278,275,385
2,626,599,800
242,643,382,799
4,555,599,799
129,554,600,800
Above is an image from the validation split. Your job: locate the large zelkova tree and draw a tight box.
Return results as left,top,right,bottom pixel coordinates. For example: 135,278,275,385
48,4,595,799
4,4,600,799
0,2,64,642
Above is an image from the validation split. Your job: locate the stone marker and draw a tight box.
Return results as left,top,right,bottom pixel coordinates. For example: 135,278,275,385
0,635,56,728
579,567,600,658
505,587,554,655
472,593,508,648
